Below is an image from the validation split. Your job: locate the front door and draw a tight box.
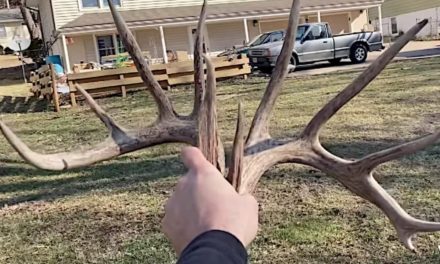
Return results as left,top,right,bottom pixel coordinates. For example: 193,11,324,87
297,24,334,63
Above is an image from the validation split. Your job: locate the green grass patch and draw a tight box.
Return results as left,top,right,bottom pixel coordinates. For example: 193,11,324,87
273,218,343,245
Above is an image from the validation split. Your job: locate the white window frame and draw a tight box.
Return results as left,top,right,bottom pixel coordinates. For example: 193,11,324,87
78,0,123,11
94,32,126,63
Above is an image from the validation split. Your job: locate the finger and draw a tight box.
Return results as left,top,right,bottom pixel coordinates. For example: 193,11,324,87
181,147,209,172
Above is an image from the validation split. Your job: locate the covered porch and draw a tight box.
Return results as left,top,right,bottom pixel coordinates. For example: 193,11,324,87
59,0,384,72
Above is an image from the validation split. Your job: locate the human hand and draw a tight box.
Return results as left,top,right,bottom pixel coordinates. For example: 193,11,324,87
162,147,259,255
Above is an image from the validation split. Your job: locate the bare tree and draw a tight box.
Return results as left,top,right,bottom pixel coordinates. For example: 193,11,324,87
1,0,439,252
18,0,41,40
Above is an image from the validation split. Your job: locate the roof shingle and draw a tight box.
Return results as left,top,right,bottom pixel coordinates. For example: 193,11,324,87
61,0,383,34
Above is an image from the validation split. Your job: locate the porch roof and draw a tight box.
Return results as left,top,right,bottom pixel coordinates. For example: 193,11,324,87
0,8,23,23
61,0,383,34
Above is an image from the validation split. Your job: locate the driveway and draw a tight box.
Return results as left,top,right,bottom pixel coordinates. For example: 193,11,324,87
288,40,440,76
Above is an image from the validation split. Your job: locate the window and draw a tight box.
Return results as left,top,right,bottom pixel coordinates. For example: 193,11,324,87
306,24,328,40
270,32,283,42
103,0,121,7
81,0,121,9
96,34,126,63
0,25,6,38
116,35,126,53
82,0,99,8
391,17,398,34
296,25,309,40
97,35,116,62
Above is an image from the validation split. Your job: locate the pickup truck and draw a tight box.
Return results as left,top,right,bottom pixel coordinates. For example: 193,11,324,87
248,23,384,72
217,30,285,57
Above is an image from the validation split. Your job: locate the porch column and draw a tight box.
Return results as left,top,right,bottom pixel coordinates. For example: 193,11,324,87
61,34,71,73
378,5,383,33
159,26,168,64
317,11,322,23
243,18,250,43
187,26,194,55
92,34,100,63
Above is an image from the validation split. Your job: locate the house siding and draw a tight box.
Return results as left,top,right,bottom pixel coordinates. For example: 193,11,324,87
207,21,246,52
322,13,350,34
369,0,440,19
164,26,190,53
65,35,96,69
52,0,266,29
380,8,440,36
350,10,369,32
136,28,164,59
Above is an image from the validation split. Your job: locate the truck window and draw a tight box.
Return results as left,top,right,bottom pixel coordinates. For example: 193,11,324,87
271,32,283,42
296,26,308,40
306,24,328,40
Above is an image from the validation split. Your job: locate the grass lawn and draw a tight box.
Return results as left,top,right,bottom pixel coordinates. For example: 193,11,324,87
0,79,32,97
1,57,440,263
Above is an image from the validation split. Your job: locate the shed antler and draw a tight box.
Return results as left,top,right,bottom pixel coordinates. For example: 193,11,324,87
1,0,439,252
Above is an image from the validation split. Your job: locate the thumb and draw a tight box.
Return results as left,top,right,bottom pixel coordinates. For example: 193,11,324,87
181,147,209,172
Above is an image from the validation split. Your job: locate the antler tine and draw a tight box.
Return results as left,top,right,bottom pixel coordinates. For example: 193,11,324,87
246,0,301,146
0,120,122,170
228,102,245,192
357,129,440,171
107,0,175,121
343,174,440,252
191,0,208,118
198,54,224,170
76,84,127,138
301,19,429,142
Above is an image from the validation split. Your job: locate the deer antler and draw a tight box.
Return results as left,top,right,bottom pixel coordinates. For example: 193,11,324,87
1,0,439,252
0,0,212,170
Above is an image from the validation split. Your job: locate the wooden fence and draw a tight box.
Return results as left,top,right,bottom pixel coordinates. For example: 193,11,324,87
30,56,251,110
68,56,250,107
30,64,61,112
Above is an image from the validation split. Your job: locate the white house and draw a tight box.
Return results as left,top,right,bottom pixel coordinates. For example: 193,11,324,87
0,8,30,53
27,0,384,72
369,0,440,37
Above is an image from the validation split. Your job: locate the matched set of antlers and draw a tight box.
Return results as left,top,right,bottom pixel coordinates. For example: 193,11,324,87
1,0,439,252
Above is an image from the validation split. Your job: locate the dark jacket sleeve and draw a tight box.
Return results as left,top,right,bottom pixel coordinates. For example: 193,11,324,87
177,230,248,264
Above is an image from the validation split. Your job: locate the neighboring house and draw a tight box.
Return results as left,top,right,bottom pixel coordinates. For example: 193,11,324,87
0,8,30,53
27,0,384,72
369,0,440,37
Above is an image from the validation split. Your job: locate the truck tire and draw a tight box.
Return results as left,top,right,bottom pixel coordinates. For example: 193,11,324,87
289,55,298,72
260,67,273,74
350,43,368,64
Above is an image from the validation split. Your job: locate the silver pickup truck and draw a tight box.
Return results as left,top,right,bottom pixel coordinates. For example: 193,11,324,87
248,23,384,72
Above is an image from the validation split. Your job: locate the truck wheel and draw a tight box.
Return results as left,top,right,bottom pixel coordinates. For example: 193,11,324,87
329,58,342,65
350,44,368,64
260,67,273,74
289,55,298,72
